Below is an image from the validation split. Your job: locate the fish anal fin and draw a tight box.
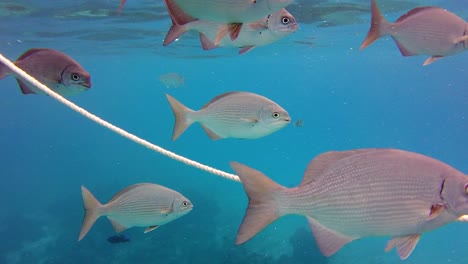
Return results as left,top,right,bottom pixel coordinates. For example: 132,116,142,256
201,124,222,140
199,33,218,50
17,79,35,94
307,217,355,257
423,56,444,66
144,225,159,233
239,46,256,55
108,217,128,233
393,37,417,57
301,149,381,186
385,234,421,260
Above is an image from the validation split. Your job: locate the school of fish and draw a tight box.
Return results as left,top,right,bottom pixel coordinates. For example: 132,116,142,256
1,0,468,261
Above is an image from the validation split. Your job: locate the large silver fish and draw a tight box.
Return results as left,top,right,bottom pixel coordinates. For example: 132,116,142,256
0,48,92,96
166,92,290,141
231,148,468,259
163,0,298,55
165,0,294,42
360,0,468,66
78,183,193,241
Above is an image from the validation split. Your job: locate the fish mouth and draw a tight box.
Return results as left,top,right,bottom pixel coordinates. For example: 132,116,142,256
82,83,92,88
284,118,291,122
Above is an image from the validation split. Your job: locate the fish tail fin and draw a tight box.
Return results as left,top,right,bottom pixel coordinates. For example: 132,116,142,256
78,185,104,241
359,0,391,50
230,162,285,245
162,0,196,46
165,94,195,141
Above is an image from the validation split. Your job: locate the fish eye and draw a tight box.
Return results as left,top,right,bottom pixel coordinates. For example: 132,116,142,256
71,73,81,81
182,201,189,207
272,112,280,118
281,17,290,25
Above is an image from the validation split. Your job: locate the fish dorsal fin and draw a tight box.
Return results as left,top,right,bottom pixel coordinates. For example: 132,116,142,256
395,7,440,23
144,226,159,233
16,48,48,61
307,217,355,257
108,217,128,233
108,183,151,203
201,92,243,109
301,149,380,186
385,234,421,260
201,124,222,140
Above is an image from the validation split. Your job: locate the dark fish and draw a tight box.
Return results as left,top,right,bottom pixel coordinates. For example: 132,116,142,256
231,148,468,260
107,235,130,244
360,0,468,65
0,48,92,96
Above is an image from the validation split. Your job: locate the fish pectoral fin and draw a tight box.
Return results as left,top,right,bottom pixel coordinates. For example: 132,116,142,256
458,215,468,222
200,124,222,140
428,203,445,220
240,117,259,124
107,217,128,233
239,46,256,55
423,56,444,66
454,35,468,44
144,226,159,233
385,234,421,260
307,216,356,257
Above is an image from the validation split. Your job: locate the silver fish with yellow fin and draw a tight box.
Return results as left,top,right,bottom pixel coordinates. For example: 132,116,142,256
360,0,468,66
78,183,193,241
231,148,468,260
0,48,91,96
166,91,290,141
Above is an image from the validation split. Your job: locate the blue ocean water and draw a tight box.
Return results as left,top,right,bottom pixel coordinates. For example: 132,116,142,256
1,0,467,263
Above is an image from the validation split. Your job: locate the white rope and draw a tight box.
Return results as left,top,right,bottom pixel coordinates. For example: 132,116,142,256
0,53,240,182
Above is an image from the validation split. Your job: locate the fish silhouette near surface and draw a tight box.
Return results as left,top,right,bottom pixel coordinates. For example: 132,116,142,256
231,148,468,260
165,0,294,43
166,91,290,141
163,0,298,55
360,0,468,66
0,48,92,96
78,183,193,241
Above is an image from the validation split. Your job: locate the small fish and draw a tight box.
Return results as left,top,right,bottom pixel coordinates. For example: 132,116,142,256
0,48,92,96
165,0,294,42
107,234,130,244
163,1,298,55
231,148,468,260
360,0,468,66
293,119,304,127
78,183,193,241
166,91,290,141
159,73,185,88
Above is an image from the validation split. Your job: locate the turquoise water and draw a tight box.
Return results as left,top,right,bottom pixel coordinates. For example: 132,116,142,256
0,0,467,263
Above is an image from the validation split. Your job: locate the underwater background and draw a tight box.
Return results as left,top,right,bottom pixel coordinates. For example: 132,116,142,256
0,0,467,263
